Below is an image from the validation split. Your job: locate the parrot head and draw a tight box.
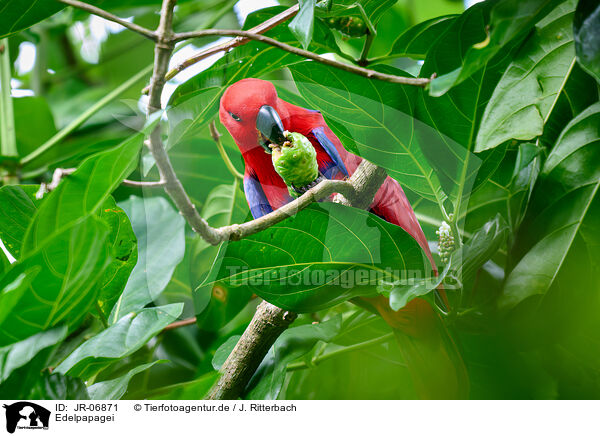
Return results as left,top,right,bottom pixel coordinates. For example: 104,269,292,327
219,78,287,155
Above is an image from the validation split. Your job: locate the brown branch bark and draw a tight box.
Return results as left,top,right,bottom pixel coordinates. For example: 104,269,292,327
206,301,297,400
172,29,431,87
58,0,157,41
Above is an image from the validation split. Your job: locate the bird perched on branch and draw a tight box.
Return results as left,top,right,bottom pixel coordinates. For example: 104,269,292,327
219,78,468,399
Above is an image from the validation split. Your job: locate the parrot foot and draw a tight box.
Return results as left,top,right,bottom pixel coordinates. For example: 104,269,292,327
291,173,326,196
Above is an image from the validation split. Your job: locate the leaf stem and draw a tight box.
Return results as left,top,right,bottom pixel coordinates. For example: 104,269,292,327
209,121,243,180
20,64,153,165
0,38,17,157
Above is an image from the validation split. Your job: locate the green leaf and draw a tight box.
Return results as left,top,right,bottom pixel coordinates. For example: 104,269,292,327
13,97,57,158
0,185,41,260
167,7,340,147
0,271,37,326
97,198,138,317
464,143,542,236
476,0,579,151
200,203,432,313
574,0,600,81
56,304,183,378
212,335,240,370
500,102,600,309
88,361,165,400
289,0,316,49
147,371,220,400
290,62,445,204
192,181,251,331
0,216,110,346
0,0,65,38
29,373,90,400
0,325,67,383
151,135,239,209
110,196,185,323
22,133,143,253
460,214,509,283
387,15,456,59
429,0,561,96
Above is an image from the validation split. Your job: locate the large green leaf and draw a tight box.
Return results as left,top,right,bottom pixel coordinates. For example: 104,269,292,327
199,203,432,313
88,360,165,400
290,62,445,204
110,196,185,323
574,0,600,81
192,181,251,331
0,216,110,346
476,0,578,152
97,198,138,317
386,15,456,59
0,185,41,260
56,304,183,378
22,133,143,252
167,7,340,147
289,0,316,49
0,326,67,383
429,0,561,96
463,143,542,236
13,97,57,158
500,102,600,309
0,0,65,38
415,0,533,205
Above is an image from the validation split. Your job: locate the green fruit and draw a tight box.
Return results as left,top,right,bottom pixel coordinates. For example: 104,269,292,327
327,16,368,38
272,132,319,190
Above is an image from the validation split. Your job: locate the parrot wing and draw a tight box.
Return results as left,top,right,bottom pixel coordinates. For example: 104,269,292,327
244,172,273,219
311,127,349,179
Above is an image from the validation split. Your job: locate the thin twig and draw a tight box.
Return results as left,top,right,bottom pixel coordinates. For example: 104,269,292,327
163,317,197,331
122,179,165,187
142,4,299,94
172,29,431,87
59,0,157,41
209,121,244,180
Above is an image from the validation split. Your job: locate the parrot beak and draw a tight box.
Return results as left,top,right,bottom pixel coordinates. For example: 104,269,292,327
256,105,286,153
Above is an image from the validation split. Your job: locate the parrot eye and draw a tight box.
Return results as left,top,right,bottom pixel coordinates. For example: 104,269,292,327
229,112,241,122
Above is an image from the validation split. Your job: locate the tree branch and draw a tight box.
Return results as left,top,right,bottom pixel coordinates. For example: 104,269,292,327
172,29,431,87
58,0,157,41
122,179,165,187
206,160,388,400
137,0,394,402
206,301,297,400
141,4,299,93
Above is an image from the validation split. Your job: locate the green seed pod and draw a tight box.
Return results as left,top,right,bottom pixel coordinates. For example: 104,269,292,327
272,131,319,189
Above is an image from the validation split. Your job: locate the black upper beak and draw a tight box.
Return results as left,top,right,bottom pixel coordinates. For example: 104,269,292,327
256,105,286,151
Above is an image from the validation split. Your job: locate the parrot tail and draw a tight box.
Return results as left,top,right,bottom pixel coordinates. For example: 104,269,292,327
358,295,469,399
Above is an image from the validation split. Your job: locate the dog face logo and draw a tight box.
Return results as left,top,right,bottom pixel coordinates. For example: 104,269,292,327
2,402,50,433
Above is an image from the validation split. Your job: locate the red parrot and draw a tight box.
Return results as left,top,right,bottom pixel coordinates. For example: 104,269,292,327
219,78,468,398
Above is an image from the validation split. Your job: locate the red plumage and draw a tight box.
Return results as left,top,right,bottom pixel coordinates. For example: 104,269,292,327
220,78,467,398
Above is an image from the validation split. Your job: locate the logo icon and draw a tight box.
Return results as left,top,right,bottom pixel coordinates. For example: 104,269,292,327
2,402,50,434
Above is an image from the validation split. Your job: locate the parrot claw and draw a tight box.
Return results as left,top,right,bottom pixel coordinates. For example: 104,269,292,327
291,173,326,196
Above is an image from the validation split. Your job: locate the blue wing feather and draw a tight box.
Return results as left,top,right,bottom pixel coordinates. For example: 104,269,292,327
244,173,273,219
312,127,349,178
